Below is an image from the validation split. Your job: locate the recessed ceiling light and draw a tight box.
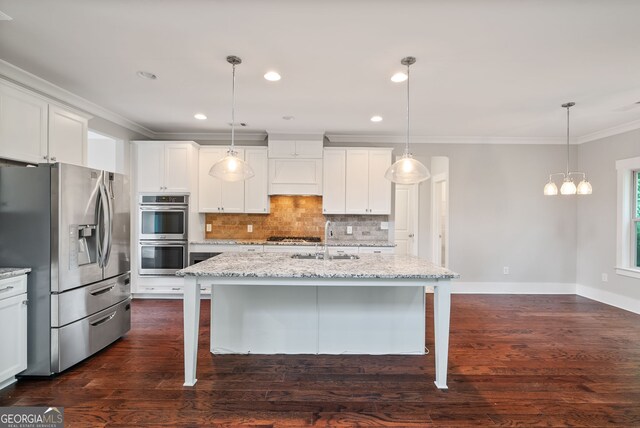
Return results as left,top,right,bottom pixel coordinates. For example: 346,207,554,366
370,115,383,122
391,72,407,83
282,116,295,121
136,71,158,80
264,71,281,81
194,113,207,120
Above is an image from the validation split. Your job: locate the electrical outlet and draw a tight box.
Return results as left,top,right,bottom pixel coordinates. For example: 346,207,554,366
602,273,608,282
247,224,253,233
380,222,389,230
346,226,353,235
503,266,509,275
206,224,212,232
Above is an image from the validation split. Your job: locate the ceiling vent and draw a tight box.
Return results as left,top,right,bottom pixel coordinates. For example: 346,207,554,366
0,10,13,21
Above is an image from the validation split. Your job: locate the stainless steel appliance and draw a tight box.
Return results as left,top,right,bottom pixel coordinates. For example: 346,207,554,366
138,195,188,240
189,252,222,266
138,194,189,276
0,163,131,376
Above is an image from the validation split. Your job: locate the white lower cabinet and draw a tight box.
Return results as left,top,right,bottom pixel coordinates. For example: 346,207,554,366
0,275,28,389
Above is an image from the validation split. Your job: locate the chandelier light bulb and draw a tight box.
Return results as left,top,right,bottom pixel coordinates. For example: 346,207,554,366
543,181,558,196
560,179,577,195
576,179,593,195
228,157,238,172
402,157,413,173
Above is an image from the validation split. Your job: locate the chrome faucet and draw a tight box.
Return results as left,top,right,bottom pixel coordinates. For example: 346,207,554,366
323,220,331,260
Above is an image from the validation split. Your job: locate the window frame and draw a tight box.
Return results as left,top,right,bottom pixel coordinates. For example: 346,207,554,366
616,156,640,279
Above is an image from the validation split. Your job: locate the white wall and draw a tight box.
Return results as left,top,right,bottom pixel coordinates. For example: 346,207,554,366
576,128,640,312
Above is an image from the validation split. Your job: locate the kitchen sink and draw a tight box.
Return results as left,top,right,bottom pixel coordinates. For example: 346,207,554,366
291,253,360,260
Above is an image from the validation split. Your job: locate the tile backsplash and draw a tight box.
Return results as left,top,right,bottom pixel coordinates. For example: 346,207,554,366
204,195,389,241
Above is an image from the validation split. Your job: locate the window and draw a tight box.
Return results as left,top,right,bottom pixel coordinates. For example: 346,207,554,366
635,171,640,267
616,156,640,278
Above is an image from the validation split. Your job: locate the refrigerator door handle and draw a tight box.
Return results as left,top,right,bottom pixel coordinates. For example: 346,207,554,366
96,182,110,268
103,179,114,268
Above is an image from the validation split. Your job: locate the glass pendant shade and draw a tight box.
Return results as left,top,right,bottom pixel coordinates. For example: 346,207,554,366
560,179,577,195
543,181,558,196
209,150,254,182
576,179,593,195
385,153,430,184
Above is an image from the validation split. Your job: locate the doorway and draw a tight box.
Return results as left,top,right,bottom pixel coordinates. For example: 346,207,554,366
394,184,419,256
431,158,449,268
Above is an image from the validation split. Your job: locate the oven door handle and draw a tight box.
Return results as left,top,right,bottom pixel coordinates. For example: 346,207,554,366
139,206,188,211
139,241,187,246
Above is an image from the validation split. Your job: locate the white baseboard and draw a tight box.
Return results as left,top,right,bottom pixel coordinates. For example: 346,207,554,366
576,283,640,314
430,281,576,294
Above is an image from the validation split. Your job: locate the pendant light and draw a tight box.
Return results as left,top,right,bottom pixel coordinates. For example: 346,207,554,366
209,56,255,182
385,56,430,185
543,102,592,196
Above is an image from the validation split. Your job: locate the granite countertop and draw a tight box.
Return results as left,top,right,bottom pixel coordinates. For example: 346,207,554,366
0,267,32,280
190,239,395,247
177,252,459,280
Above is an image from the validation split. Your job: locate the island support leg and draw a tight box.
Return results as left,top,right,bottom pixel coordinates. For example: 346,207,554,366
183,277,201,386
433,280,451,389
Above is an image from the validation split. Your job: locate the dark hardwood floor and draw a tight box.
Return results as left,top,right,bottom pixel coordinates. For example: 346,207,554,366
1,295,639,427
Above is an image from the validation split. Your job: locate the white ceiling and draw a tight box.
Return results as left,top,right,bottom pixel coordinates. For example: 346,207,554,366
1,0,640,141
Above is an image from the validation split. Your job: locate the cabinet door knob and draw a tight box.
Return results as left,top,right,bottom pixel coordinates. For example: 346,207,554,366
51,157,57,162
43,155,48,160
408,234,415,238
22,300,29,305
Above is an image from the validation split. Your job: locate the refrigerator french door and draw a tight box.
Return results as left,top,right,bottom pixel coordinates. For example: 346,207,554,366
0,163,131,376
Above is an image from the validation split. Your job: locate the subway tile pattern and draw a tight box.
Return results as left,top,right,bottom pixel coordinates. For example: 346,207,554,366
205,196,389,242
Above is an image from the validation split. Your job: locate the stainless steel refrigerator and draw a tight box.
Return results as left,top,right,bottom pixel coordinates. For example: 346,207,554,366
0,163,131,376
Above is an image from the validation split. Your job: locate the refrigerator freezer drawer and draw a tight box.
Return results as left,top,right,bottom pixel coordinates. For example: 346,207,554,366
51,297,131,373
51,273,130,327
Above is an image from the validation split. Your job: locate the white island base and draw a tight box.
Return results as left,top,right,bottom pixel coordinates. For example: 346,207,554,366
211,282,426,355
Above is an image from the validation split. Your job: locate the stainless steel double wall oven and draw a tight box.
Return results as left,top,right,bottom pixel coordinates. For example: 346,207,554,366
138,194,189,275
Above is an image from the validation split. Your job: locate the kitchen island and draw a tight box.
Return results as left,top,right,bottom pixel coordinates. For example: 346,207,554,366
177,252,459,389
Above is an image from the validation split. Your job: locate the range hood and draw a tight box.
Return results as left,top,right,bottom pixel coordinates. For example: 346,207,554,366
267,136,324,196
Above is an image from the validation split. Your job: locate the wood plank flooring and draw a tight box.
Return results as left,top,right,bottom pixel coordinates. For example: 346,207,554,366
1,295,639,427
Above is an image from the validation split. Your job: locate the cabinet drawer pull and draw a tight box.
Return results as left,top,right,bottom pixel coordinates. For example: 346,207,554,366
171,287,181,291
247,249,256,252
0,286,15,293
374,250,382,253
90,284,116,296
90,311,117,327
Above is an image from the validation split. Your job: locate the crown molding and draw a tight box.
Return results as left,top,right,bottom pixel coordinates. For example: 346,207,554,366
326,134,566,145
152,131,267,142
0,60,155,138
577,117,640,144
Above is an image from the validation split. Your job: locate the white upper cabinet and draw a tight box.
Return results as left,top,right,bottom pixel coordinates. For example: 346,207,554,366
268,139,323,159
48,104,88,166
244,147,269,213
198,147,245,213
135,141,197,193
345,148,392,215
0,81,89,166
0,82,48,164
322,148,346,214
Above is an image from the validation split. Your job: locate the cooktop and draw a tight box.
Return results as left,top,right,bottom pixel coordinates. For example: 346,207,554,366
266,236,322,243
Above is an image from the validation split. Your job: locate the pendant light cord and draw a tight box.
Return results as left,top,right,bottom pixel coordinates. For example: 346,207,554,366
565,104,570,176
231,62,236,152
405,62,410,156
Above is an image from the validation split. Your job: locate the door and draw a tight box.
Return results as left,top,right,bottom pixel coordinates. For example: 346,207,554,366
48,104,87,166
0,82,48,164
345,149,369,214
322,149,346,214
432,179,449,267
164,144,191,192
394,184,418,256
0,292,28,382
136,143,165,192
244,148,269,213
368,149,392,214
103,172,131,280
54,164,105,292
